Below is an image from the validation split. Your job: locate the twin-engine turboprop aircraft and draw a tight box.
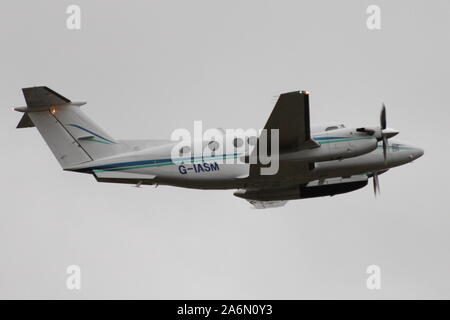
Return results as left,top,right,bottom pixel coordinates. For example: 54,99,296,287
14,87,423,209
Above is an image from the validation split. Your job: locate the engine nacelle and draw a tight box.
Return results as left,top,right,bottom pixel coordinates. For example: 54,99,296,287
280,130,377,162
300,176,368,199
234,175,368,201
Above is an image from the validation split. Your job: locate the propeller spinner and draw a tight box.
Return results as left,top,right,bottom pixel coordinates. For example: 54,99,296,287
356,104,399,164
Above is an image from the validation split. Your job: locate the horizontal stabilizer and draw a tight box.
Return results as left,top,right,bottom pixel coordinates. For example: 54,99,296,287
15,86,120,168
22,86,70,107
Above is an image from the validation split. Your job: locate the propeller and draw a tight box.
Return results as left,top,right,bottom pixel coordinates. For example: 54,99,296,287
356,103,399,164
372,172,380,197
380,103,387,130
381,103,388,163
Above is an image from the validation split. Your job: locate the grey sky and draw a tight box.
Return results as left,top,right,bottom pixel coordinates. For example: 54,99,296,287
1,0,449,299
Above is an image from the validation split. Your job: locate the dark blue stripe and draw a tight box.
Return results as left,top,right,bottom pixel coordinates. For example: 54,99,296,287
82,153,241,171
67,124,116,144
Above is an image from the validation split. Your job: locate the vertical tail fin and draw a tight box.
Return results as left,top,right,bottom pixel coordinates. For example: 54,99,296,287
15,86,121,168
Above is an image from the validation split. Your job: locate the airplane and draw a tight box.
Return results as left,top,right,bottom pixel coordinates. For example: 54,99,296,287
14,87,423,209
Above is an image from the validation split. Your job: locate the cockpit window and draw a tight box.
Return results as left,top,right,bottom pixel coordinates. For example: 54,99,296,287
325,124,345,131
391,143,400,152
325,126,339,131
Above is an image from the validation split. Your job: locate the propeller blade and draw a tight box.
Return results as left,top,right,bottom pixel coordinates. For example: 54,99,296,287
372,173,377,196
376,175,380,195
373,172,380,197
382,135,388,164
380,103,387,130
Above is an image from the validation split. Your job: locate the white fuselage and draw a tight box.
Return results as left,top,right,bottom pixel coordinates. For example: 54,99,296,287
68,127,424,190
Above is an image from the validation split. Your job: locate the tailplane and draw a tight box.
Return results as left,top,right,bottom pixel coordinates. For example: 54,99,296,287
15,86,121,168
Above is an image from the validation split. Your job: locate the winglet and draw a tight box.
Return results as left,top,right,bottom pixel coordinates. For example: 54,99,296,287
15,86,84,128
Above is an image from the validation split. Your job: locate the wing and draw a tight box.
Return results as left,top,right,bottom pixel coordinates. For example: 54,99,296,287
263,91,316,151
235,175,369,208
248,91,317,180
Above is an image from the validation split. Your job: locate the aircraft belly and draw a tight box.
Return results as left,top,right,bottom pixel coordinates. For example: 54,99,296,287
118,162,249,182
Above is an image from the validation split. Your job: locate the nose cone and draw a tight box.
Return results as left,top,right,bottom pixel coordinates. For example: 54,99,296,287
409,146,424,161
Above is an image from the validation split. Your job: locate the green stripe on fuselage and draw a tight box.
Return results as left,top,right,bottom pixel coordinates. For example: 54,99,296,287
315,137,374,144
94,154,241,172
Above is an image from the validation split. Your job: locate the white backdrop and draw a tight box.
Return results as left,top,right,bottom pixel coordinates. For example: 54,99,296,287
0,0,448,298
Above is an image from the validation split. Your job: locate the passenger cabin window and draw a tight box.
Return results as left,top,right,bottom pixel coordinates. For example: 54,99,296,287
233,138,243,148
179,146,191,157
247,136,257,146
208,141,220,152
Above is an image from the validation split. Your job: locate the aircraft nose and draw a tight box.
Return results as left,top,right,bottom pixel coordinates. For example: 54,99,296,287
408,146,424,161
